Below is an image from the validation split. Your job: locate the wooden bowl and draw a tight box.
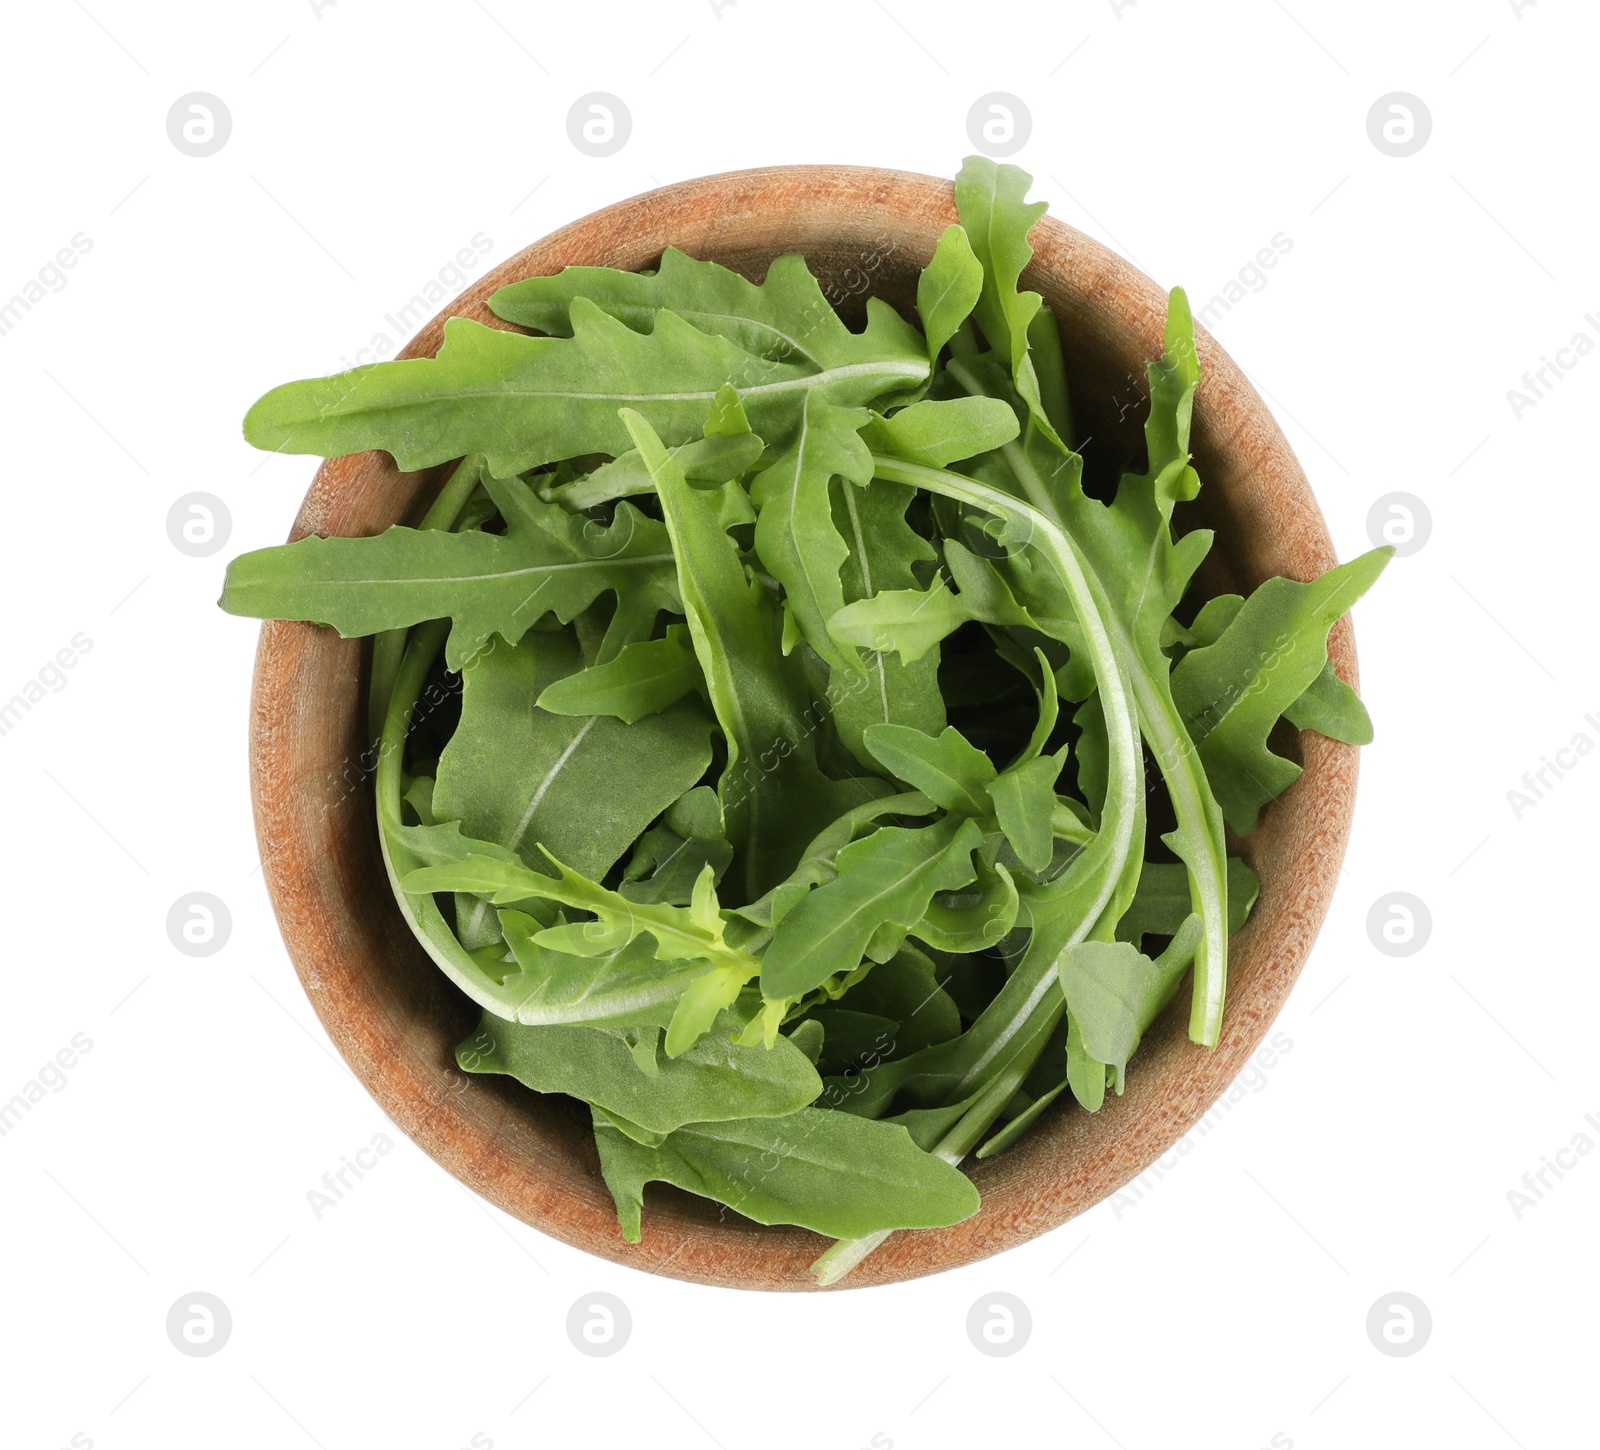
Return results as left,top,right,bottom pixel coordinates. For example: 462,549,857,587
249,165,1359,1290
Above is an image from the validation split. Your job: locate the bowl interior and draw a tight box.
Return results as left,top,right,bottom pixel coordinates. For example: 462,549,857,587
250,165,1357,1290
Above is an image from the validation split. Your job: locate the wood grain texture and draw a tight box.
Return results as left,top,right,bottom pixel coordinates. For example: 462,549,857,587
248,165,1361,1290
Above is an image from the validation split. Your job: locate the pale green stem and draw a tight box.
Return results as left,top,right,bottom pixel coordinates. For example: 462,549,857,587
941,361,1230,1046
367,453,485,738
811,456,1146,1286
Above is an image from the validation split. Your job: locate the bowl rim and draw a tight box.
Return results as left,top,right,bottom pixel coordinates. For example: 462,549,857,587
248,162,1359,1291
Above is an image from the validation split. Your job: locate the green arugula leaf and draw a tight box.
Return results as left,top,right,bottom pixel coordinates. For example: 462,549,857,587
1172,590,1373,747
592,1104,980,1243
975,1081,1067,1159
916,225,984,363
1065,1015,1108,1113
433,629,712,881
863,723,996,816
911,858,1019,953
729,790,938,931
621,408,879,899
245,290,928,476
828,578,970,668
859,397,1018,466
535,623,704,723
403,848,752,971
620,787,734,907
954,158,1046,403
492,909,706,1026
458,1007,820,1136
760,816,984,999
944,289,1233,1046
824,477,947,766
221,475,680,671
984,752,1065,872
748,393,873,676
490,245,926,381
549,431,764,512
1170,547,1391,832
703,380,752,435
801,1008,902,1075
838,947,962,1054
1283,660,1374,745
1059,915,1204,1099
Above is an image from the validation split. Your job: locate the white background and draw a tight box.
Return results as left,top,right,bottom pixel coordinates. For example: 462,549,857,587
1,2,1593,1447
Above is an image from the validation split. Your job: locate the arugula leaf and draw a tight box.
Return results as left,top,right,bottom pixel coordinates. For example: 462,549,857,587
954,158,1046,402
802,1008,902,1075
245,289,928,477
490,910,706,1026
748,393,872,676
703,380,752,436
620,787,734,907
859,397,1018,466
221,475,679,670
592,1104,980,1243
1058,915,1203,1099
433,629,712,881
535,623,704,723
1283,659,1374,744
1170,547,1391,832
912,858,1020,953
863,457,1148,965
458,1007,820,1136
729,790,939,931
916,225,984,363
404,848,754,972
984,752,1065,873
490,246,926,383
837,947,962,1054
828,577,970,668
827,533,1070,674
550,431,764,512
975,1081,1067,1159
1171,590,1373,747
760,816,984,999
825,477,947,765
863,723,996,816
621,408,878,899
945,283,1233,1046
953,156,1061,442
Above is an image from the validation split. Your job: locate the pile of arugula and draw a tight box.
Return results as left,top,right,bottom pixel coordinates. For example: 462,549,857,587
224,157,1387,1283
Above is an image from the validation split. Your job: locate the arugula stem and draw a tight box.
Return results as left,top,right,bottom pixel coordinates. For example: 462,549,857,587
812,1001,1063,1287
867,452,1142,946
809,456,1148,1287
369,464,531,1016
944,359,1066,528
1120,656,1230,1045
937,363,1231,1047
367,453,485,738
